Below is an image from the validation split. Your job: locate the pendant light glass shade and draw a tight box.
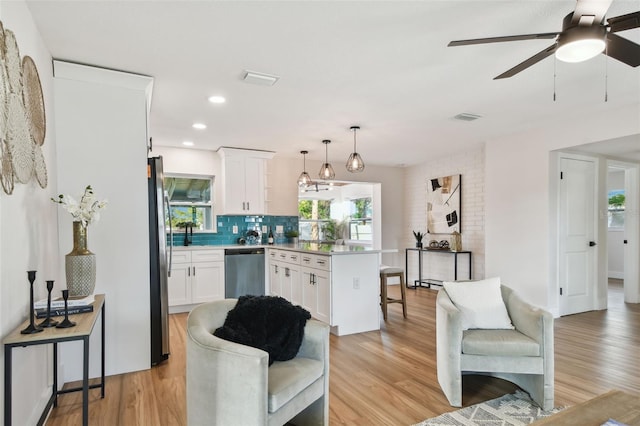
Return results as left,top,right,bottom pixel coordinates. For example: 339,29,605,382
346,126,365,173
319,140,335,180
297,150,313,187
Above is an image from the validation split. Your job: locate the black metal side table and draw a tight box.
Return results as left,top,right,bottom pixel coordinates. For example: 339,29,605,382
405,248,472,288
3,294,105,426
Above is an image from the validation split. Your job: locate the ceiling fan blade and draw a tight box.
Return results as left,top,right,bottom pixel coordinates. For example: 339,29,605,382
448,33,558,47
607,10,640,33
605,33,640,67
572,0,613,24
494,44,557,79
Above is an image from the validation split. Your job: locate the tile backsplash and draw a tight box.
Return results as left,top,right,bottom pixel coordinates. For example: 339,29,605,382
170,215,298,246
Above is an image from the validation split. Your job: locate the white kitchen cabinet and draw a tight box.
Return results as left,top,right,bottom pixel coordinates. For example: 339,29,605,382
301,253,331,324
218,147,274,215
268,249,301,303
169,249,225,312
268,247,380,336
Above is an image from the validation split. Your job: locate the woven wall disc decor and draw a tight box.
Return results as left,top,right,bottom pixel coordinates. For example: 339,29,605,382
0,21,6,54
4,29,23,95
0,20,48,193
22,56,46,146
0,139,14,195
6,93,34,184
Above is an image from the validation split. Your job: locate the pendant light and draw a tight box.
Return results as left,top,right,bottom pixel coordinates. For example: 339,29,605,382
318,140,335,180
297,150,313,187
346,126,365,173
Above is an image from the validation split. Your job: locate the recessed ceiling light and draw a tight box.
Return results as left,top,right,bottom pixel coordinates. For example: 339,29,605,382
182,141,194,147
208,96,226,104
192,123,207,130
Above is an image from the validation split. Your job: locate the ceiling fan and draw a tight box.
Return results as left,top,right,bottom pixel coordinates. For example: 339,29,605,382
448,0,640,79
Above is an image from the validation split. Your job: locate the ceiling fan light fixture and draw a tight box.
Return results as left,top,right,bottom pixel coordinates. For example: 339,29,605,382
319,140,336,180
297,150,313,187
555,26,606,63
346,126,365,173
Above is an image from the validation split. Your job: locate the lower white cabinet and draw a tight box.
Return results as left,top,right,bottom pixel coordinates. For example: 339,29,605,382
169,249,225,312
300,254,331,325
267,247,379,336
269,249,301,304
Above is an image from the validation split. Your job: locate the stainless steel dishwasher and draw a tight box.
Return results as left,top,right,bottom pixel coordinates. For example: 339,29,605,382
224,248,266,298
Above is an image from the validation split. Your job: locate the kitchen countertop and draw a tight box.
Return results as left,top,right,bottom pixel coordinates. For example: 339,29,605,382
172,243,380,255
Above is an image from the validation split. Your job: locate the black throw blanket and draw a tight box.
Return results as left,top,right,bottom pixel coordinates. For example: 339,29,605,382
214,295,311,365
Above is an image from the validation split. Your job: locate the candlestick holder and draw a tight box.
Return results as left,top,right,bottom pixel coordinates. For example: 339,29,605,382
38,280,59,328
56,289,76,328
21,271,44,334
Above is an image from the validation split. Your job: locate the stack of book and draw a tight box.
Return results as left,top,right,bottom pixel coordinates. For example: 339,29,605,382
34,294,95,318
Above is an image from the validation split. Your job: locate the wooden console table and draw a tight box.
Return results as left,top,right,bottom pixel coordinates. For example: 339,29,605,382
3,294,105,426
405,248,472,288
533,389,640,425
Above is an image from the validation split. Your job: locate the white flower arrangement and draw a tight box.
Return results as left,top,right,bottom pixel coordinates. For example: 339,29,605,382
52,185,108,227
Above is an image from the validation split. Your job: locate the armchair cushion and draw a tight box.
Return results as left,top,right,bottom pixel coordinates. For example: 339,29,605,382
443,277,514,330
214,295,311,365
462,329,540,357
268,357,324,412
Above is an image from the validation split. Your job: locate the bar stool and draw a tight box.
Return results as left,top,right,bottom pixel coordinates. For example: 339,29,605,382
380,265,407,320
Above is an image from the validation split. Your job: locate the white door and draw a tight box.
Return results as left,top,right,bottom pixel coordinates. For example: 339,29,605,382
559,156,597,315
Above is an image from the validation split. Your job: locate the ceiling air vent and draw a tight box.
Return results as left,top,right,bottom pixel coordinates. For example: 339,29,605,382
453,113,482,122
243,70,279,86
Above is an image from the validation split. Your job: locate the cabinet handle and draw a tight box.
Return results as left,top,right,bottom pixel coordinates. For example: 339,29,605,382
275,265,278,273
285,267,290,277
247,201,250,210
188,267,190,277
192,266,196,276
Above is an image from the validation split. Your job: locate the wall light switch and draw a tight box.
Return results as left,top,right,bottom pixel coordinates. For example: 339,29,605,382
276,225,284,233
232,225,238,234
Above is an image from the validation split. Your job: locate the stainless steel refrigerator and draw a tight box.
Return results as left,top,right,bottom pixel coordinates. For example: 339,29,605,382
148,156,171,365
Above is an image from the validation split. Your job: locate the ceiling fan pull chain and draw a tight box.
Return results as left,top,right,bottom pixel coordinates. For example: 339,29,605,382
553,55,557,102
604,43,609,102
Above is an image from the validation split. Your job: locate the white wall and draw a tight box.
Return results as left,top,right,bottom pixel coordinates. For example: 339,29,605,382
0,2,59,424
404,145,485,283
54,62,153,382
485,104,640,313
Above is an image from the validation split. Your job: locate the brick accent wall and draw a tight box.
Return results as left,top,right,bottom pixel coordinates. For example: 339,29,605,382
404,144,485,284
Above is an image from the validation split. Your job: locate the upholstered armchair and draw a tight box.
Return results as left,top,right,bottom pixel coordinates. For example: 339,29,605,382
187,299,330,426
436,283,554,410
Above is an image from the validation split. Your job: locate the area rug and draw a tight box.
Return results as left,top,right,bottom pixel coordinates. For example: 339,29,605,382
413,390,565,426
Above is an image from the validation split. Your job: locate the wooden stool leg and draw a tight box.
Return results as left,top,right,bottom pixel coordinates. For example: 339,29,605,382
399,272,407,318
380,274,388,321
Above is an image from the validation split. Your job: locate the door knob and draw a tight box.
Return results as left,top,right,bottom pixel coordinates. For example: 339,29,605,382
589,241,597,247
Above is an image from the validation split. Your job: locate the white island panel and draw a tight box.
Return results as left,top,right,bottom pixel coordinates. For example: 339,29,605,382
330,252,380,336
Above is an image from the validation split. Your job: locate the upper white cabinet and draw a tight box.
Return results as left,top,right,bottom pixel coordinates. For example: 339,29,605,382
218,147,274,215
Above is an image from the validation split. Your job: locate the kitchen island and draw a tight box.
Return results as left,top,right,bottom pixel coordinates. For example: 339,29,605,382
268,243,381,336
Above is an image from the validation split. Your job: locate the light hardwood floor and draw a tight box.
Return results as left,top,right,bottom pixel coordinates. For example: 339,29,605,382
46,280,639,425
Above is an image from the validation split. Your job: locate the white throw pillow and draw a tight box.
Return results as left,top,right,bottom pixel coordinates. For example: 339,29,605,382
443,277,514,330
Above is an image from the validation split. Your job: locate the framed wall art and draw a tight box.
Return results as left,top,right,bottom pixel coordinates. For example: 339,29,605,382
426,174,461,234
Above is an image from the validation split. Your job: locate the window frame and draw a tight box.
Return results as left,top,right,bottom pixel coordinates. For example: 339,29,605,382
165,173,216,232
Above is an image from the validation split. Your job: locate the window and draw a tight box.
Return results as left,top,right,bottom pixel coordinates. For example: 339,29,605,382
165,174,215,231
608,190,625,228
348,197,372,242
298,199,332,242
